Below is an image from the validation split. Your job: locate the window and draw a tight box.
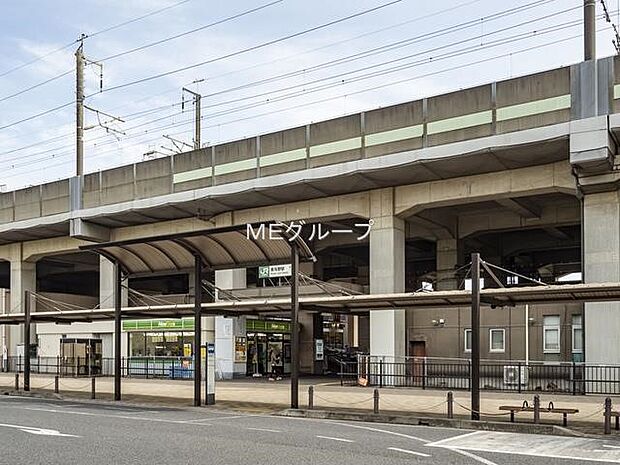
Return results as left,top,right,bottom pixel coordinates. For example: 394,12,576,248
572,314,583,353
489,329,505,352
543,315,561,353
464,329,472,352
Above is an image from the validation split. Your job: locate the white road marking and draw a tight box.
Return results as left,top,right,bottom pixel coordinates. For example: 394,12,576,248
0,423,80,438
388,447,430,457
333,423,497,465
316,435,355,443
427,431,620,464
605,445,620,450
247,427,282,433
2,405,214,426
185,414,253,423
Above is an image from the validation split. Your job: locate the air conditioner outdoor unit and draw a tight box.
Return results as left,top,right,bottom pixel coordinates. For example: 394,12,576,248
503,365,528,386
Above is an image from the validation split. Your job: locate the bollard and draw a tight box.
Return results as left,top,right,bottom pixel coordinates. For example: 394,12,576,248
447,392,454,419
604,397,612,435
373,388,379,414
308,386,314,410
54,375,59,394
533,395,540,424
14,373,19,391
91,376,96,400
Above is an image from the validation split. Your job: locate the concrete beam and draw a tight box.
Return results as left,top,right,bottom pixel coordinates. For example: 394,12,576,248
459,201,579,238
496,198,541,219
70,218,110,242
395,161,575,217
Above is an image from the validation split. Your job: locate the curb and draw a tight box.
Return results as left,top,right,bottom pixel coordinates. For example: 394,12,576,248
277,408,585,437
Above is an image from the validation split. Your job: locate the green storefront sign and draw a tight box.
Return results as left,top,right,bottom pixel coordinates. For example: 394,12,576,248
246,319,291,333
122,318,195,332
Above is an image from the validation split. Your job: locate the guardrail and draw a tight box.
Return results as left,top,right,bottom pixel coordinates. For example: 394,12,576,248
350,356,620,395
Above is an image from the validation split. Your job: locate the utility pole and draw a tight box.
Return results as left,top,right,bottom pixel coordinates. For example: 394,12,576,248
584,0,596,61
75,35,85,176
182,87,202,150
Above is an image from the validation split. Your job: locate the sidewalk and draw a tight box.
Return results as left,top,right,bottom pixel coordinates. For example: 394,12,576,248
0,373,615,427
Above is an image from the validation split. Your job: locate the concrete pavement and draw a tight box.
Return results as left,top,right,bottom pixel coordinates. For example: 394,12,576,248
1,396,620,464
0,373,616,428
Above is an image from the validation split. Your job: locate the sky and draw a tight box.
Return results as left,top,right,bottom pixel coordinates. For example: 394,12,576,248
0,0,617,190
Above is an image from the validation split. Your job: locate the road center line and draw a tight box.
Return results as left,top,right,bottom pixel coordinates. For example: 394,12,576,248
316,435,355,443
388,447,430,457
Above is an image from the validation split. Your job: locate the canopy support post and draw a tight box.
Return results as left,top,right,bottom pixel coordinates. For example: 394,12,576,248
471,252,481,420
193,254,202,407
114,262,122,401
290,242,300,409
24,290,31,392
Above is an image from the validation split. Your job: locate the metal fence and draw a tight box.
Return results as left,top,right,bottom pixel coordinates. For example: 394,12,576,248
343,355,620,395
2,356,195,379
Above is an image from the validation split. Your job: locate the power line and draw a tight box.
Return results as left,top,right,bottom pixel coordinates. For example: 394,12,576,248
85,0,192,40
0,69,73,105
0,0,401,134
3,21,602,175
0,4,591,166
88,0,570,131
98,0,284,62
0,0,193,80
91,0,404,96
2,28,593,181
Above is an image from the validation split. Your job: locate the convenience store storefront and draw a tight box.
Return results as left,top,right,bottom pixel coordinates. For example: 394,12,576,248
124,318,195,357
246,319,291,376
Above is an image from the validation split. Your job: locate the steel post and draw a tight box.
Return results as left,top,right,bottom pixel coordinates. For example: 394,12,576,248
471,253,481,420
193,254,202,407
114,262,122,401
290,242,300,409
24,290,31,392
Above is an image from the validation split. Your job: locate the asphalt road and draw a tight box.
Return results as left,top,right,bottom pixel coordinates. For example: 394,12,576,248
0,396,619,465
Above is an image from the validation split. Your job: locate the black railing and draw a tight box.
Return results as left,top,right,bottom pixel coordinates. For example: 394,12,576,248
2,356,195,379
353,357,620,395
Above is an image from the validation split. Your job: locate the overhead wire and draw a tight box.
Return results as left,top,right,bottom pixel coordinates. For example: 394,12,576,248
2,25,603,180
0,0,401,135
0,0,572,162
90,0,405,96
0,0,193,79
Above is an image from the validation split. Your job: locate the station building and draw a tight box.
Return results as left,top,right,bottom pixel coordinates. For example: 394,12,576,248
1,56,619,376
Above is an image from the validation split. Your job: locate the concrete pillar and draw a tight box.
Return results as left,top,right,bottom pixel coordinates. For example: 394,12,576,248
9,253,36,356
100,256,128,309
99,256,128,357
583,191,620,364
436,239,458,291
369,189,406,359
214,269,246,379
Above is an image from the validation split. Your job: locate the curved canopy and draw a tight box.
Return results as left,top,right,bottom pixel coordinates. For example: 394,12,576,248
80,222,315,274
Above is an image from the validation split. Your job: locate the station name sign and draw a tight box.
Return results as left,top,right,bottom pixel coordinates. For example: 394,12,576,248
258,264,292,279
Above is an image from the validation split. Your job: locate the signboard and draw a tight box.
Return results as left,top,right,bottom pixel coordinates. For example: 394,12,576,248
122,318,194,331
246,319,291,333
206,343,216,405
234,336,247,362
315,339,324,361
258,264,292,279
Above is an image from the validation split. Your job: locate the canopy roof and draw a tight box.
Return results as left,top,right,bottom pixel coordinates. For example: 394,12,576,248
80,222,315,274
3,282,620,325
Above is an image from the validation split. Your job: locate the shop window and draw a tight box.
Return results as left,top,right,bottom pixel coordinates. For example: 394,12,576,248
572,314,583,354
543,315,560,353
489,329,505,353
